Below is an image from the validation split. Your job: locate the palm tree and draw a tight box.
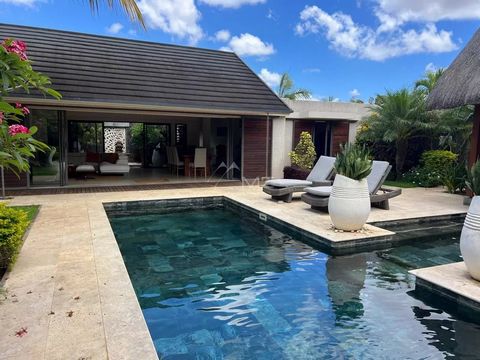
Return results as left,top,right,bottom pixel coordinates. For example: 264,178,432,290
415,69,445,94
277,73,311,100
87,0,145,28
366,89,429,178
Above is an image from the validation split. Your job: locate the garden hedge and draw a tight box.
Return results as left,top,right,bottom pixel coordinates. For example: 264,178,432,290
0,203,29,270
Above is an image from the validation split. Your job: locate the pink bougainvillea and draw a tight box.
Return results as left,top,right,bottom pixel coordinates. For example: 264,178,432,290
2,39,27,60
15,103,30,115
8,124,29,136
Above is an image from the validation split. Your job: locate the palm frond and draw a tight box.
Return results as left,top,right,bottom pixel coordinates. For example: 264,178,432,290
88,0,145,28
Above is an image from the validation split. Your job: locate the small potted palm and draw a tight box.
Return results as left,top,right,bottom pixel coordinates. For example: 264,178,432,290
329,144,372,231
461,160,480,280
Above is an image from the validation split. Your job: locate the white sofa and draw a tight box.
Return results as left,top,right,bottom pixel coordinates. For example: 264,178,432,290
99,154,130,174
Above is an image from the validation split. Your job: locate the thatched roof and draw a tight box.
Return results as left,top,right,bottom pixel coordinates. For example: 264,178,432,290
427,28,480,110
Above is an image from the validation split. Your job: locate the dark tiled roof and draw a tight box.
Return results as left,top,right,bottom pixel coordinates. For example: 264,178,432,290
0,23,291,115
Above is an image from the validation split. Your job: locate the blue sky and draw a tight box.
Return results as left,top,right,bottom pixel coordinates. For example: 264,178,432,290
1,0,479,102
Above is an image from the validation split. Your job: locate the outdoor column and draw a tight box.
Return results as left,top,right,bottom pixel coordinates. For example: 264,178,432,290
468,105,480,167
271,116,287,179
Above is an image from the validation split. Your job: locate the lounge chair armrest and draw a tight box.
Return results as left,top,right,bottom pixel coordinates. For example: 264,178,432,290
312,180,332,186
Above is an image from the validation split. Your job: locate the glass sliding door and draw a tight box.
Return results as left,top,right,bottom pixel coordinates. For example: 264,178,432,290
68,122,103,153
29,110,61,186
145,124,170,167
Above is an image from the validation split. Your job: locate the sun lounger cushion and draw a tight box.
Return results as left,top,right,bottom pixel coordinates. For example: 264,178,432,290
306,156,336,182
265,179,313,188
367,161,390,194
304,186,332,197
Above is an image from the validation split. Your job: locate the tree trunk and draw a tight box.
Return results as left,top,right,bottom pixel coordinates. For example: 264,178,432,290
395,139,408,180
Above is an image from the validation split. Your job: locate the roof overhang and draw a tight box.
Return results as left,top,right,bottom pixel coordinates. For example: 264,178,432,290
6,97,291,118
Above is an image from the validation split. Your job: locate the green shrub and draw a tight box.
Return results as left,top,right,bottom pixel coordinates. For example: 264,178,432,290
467,160,480,196
402,166,442,187
404,150,459,188
420,150,457,181
335,144,372,180
443,162,467,194
0,203,29,269
289,132,317,170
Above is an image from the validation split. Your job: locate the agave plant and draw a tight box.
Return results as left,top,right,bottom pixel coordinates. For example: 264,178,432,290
334,144,372,181
466,160,480,196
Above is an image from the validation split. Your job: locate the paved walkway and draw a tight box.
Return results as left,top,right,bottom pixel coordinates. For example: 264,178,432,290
0,185,468,359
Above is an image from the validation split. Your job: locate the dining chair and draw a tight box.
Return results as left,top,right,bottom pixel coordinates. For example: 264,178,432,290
172,147,184,176
190,148,207,179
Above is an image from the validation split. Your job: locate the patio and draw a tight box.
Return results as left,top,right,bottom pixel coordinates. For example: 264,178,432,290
0,185,469,359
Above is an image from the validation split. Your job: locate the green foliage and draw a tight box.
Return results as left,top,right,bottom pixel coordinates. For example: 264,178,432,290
414,69,445,94
0,204,29,269
288,132,316,170
277,73,312,100
421,150,457,176
362,88,429,178
402,150,460,188
402,166,442,188
466,160,480,196
443,162,467,194
0,38,60,177
334,144,372,180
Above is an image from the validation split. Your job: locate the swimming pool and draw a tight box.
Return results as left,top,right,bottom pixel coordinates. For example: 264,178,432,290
108,203,480,359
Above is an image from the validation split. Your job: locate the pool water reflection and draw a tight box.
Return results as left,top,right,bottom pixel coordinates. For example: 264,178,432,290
109,208,480,359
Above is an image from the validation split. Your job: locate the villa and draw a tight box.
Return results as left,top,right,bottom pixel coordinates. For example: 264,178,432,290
0,24,368,190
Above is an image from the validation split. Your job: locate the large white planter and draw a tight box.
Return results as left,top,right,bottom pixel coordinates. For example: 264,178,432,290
328,174,370,231
460,196,480,280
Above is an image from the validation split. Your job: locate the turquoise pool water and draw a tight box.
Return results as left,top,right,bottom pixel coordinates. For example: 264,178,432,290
109,208,480,359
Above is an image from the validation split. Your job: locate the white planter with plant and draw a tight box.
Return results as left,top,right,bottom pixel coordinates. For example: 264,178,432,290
460,161,480,281
329,144,373,231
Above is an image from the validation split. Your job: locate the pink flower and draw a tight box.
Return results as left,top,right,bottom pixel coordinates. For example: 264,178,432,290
2,39,28,61
15,103,30,116
8,124,29,136
0,112,3,125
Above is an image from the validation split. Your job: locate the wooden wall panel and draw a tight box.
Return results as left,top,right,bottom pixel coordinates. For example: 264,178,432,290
293,120,315,148
331,121,350,155
3,169,28,188
243,117,271,179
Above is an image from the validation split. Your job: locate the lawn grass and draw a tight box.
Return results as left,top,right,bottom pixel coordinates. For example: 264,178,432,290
384,180,417,188
11,205,40,223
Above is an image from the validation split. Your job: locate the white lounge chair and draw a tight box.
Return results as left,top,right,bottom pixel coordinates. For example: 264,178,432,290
301,160,402,210
263,156,336,203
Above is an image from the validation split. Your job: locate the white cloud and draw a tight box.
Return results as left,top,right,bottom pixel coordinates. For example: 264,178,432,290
258,68,281,88
199,0,265,9
221,33,275,57
214,29,231,42
350,88,360,98
296,6,457,61
106,22,124,35
375,0,480,26
425,62,437,73
138,0,203,44
0,0,41,6
128,29,138,36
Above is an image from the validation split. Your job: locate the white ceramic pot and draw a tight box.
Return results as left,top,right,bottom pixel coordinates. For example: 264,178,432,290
328,174,371,231
460,196,480,280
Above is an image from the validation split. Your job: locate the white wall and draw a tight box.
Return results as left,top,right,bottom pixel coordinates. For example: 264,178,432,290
271,117,287,178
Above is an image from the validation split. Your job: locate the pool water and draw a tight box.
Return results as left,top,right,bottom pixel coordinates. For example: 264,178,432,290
109,208,480,359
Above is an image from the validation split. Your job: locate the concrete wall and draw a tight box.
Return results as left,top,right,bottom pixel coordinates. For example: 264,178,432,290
268,100,371,178
283,99,371,121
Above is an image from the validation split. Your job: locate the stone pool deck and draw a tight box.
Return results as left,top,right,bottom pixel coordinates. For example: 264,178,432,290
0,185,468,359
410,262,480,313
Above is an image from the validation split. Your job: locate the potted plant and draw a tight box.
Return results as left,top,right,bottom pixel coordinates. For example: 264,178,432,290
460,160,480,280
284,131,316,180
329,144,372,231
